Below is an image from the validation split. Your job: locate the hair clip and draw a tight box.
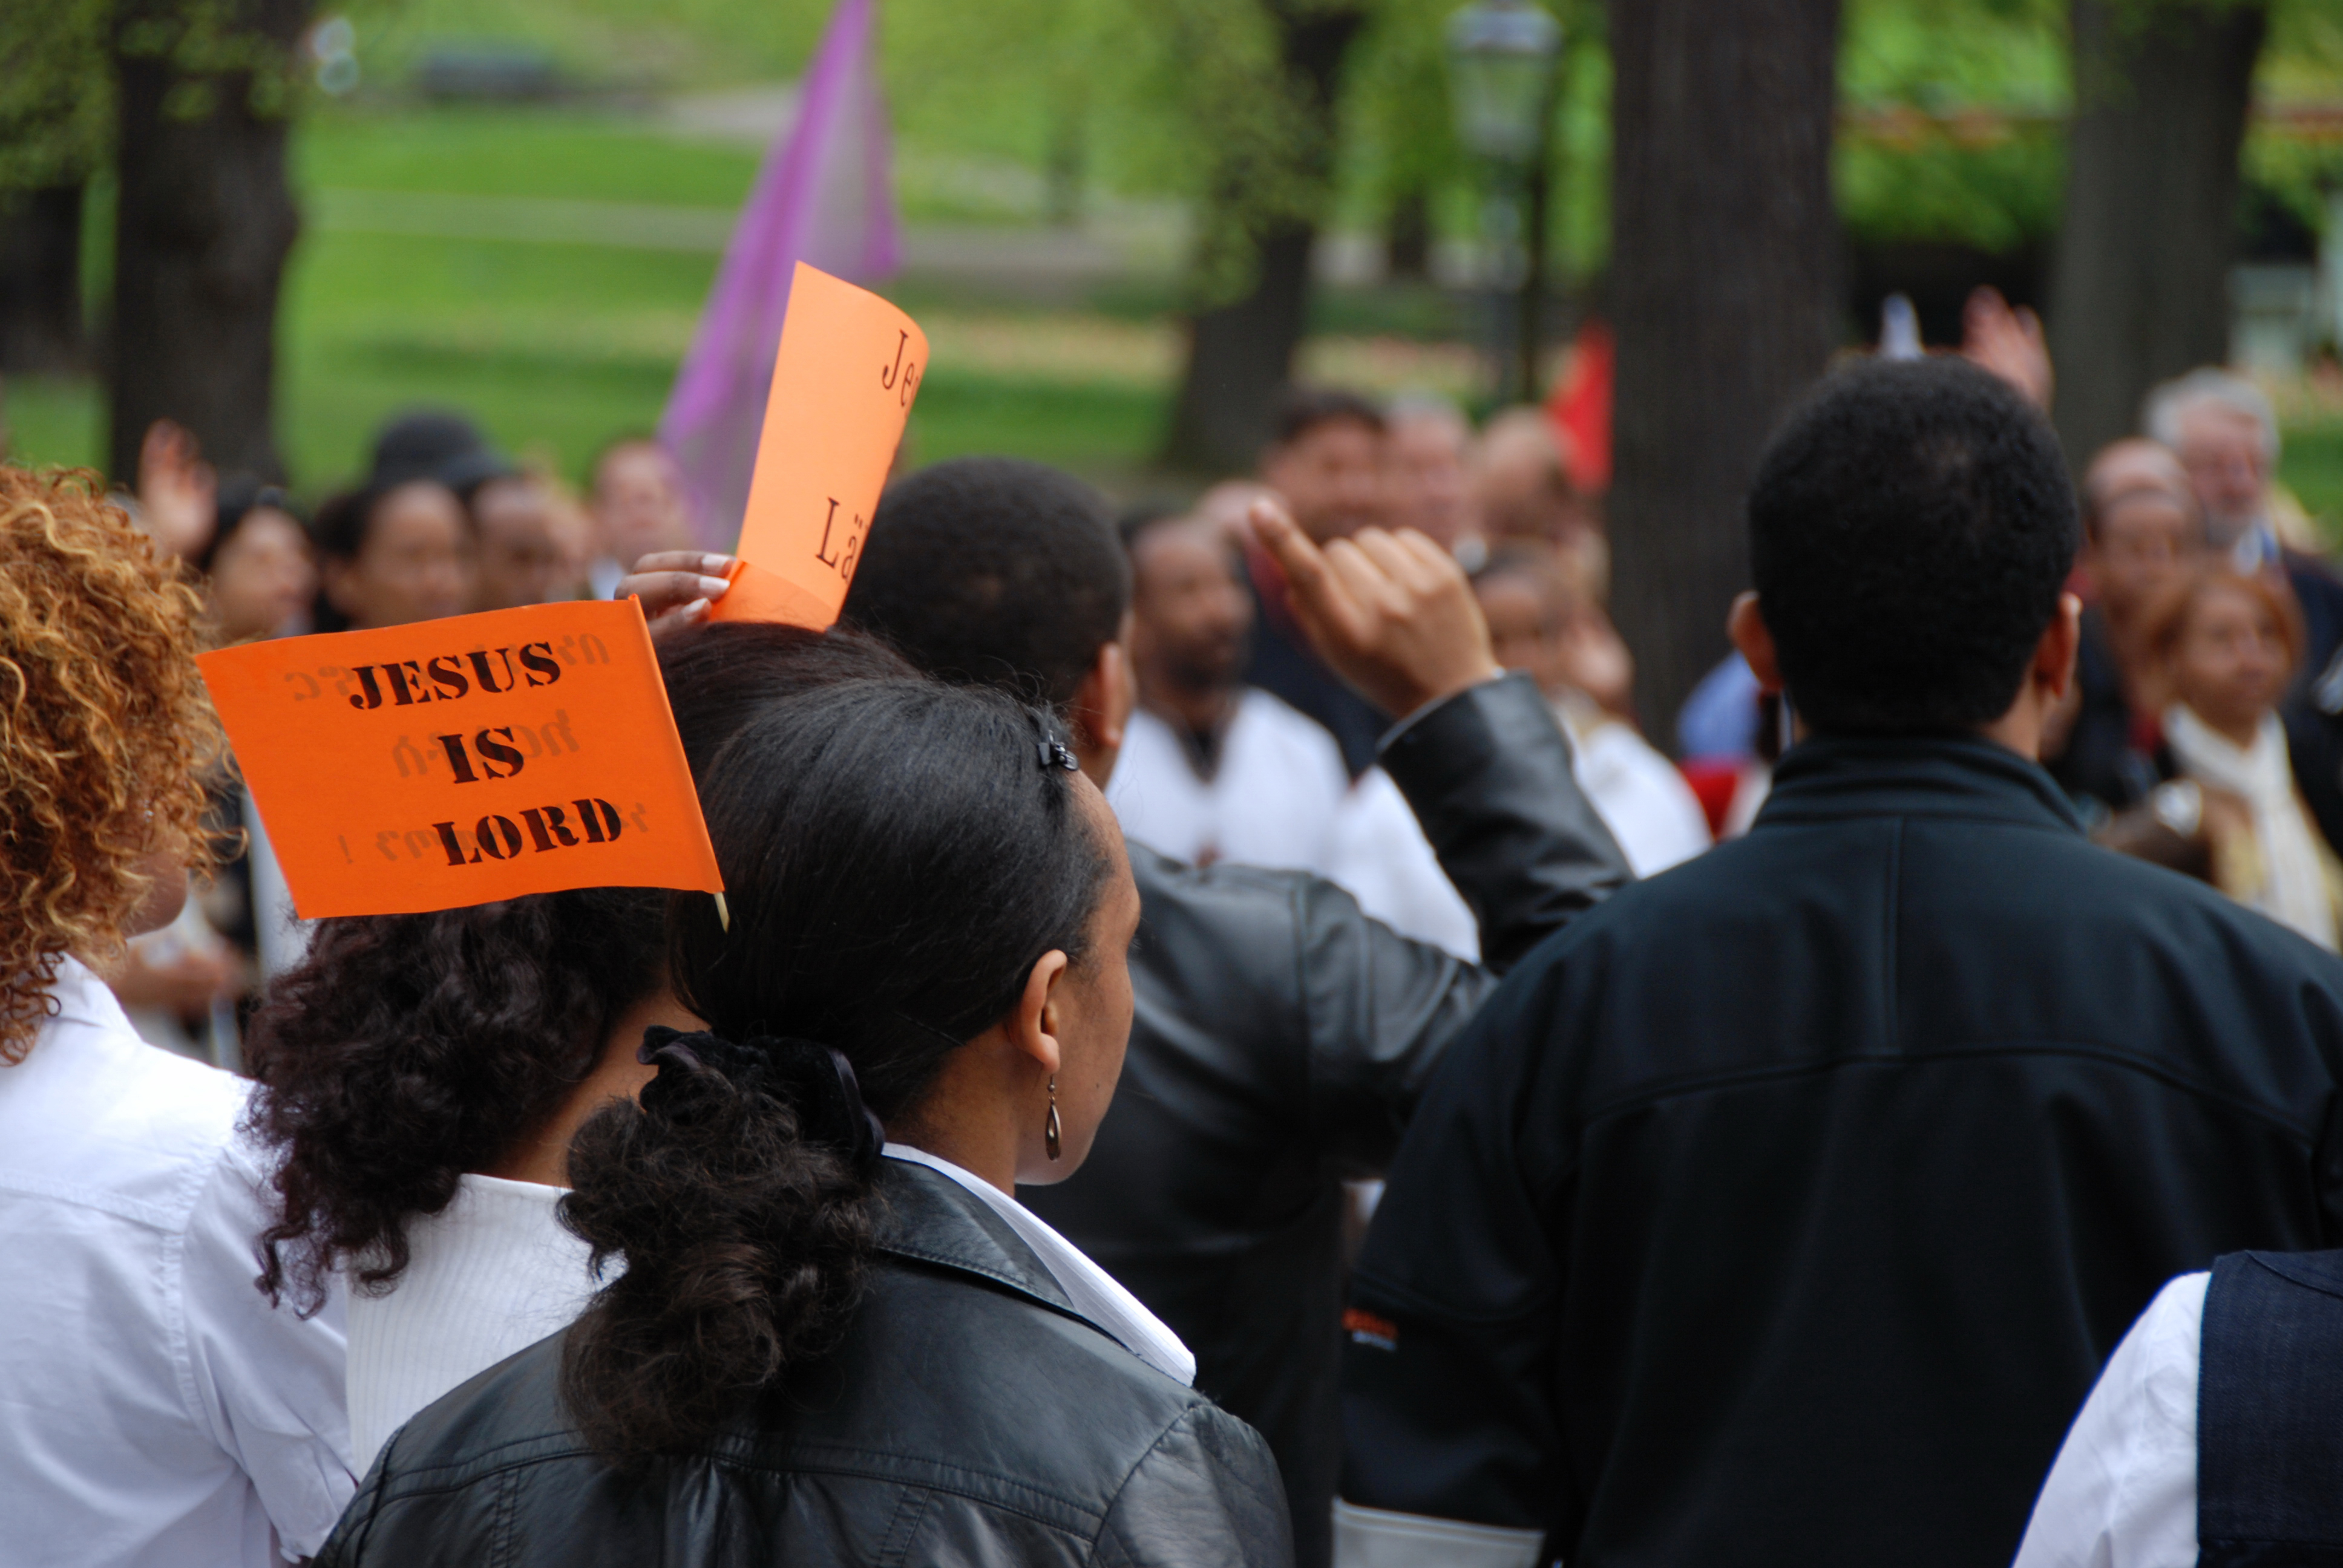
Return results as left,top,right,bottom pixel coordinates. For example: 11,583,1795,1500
1038,739,1079,773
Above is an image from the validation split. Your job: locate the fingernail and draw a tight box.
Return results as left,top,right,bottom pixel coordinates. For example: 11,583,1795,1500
683,598,710,619
696,575,732,597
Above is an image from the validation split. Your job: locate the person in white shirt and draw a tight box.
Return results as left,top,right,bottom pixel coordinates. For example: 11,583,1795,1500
1110,508,1481,955
242,887,685,1474
1108,511,1352,871
0,466,353,1566
1472,543,1711,876
2011,1272,2204,1568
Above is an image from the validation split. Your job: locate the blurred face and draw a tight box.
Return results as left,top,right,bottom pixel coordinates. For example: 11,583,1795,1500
323,480,474,630
207,507,315,642
1129,523,1251,702
2171,582,2290,743
2089,494,2201,623
592,442,693,569
1475,572,1556,685
471,476,573,612
1387,413,1472,549
1262,417,1385,543
1028,782,1141,1182
2175,404,2273,544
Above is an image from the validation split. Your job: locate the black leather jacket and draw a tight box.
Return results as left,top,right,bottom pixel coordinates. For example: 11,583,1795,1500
1024,673,1629,1568
318,1161,1292,1567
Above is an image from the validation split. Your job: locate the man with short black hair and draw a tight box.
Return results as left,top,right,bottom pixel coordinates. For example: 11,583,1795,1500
1336,359,2343,1568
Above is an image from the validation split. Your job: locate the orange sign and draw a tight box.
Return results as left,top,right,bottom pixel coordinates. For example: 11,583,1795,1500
712,261,926,629
198,599,723,919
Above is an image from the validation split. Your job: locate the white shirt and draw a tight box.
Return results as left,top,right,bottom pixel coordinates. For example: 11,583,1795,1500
1328,768,1482,961
2013,1272,2207,1568
346,1172,604,1473
1108,690,1351,873
1556,697,1712,878
0,957,354,1566
890,1146,1194,1386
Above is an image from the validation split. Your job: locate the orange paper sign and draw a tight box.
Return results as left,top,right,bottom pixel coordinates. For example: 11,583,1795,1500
198,599,723,919
712,261,927,629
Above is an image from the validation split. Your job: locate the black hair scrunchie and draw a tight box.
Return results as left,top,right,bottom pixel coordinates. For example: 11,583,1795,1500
637,1026,886,1177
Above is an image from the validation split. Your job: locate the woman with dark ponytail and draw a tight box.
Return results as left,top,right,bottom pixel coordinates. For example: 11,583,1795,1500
316,676,1292,1567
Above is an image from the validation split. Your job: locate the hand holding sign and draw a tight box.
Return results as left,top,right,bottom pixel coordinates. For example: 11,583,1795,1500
712,263,927,629
199,599,723,918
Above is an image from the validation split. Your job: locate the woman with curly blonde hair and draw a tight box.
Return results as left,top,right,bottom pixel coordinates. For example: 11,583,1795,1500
0,468,355,1566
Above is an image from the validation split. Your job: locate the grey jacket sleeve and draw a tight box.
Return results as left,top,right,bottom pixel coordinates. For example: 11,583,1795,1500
1300,674,1630,1167
1094,1404,1295,1568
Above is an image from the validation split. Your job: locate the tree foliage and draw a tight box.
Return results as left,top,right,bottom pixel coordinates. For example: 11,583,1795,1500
0,0,113,194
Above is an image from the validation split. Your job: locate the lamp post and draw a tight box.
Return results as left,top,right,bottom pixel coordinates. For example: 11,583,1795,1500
1446,0,1563,405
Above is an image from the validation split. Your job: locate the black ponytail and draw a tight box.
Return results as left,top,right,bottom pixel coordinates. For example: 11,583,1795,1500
559,676,1112,1464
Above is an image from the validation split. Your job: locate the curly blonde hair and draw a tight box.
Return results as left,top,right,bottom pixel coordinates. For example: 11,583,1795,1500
0,467,221,1065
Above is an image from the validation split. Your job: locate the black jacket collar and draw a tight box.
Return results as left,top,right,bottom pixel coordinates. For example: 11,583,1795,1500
1755,733,2085,835
871,1158,1087,1324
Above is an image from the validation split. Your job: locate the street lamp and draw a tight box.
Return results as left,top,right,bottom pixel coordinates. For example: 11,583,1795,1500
1446,0,1564,404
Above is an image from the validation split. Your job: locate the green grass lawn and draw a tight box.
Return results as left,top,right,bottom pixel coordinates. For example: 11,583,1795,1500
2,103,1175,494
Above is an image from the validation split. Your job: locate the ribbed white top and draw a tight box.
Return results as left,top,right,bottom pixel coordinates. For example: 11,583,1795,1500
345,1174,603,1473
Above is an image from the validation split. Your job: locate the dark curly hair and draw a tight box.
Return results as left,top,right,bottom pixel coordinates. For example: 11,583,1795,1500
242,887,666,1312
844,457,1128,707
559,676,1112,1465
1748,356,2078,735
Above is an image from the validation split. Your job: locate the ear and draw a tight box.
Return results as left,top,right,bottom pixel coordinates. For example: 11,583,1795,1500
2036,591,2083,702
1067,624,1135,781
1728,592,1784,695
1005,948,1072,1078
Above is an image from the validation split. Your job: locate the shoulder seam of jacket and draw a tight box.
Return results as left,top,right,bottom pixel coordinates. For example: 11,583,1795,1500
1571,1040,2324,1142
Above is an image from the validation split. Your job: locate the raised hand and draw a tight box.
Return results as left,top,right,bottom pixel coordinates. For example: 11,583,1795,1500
136,420,218,561
614,551,737,633
1960,286,2053,410
1250,496,1501,720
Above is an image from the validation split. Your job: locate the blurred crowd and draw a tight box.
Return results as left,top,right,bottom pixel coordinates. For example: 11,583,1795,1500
108,298,2343,1074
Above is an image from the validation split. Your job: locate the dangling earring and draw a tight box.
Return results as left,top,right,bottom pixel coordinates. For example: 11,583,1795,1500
1044,1076,1063,1161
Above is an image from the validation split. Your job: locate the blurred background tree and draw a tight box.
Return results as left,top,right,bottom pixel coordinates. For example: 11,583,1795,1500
0,0,111,375
110,0,312,481
1605,0,1843,737
2052,0,2271,469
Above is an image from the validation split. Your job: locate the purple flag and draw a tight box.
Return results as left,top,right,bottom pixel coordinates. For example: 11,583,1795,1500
660,0,901,549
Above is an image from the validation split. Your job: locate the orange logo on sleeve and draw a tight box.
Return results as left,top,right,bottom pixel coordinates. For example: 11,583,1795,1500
710,261,928,629
198,598,723,918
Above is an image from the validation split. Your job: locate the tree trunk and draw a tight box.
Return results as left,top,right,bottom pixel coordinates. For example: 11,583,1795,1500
0,185,88,374
2048,0,2267,471
108,0,307,484
1605,0,1843,745
1161,5,1365,474
1385,188,1430,281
